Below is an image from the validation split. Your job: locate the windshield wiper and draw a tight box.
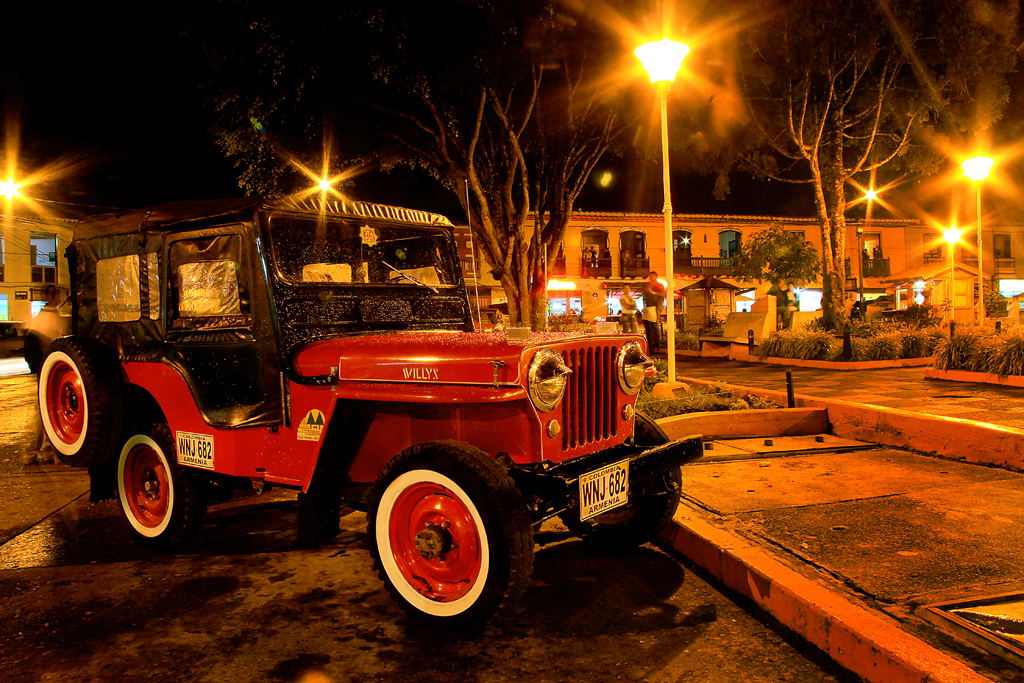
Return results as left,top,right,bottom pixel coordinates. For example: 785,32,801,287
382,261,439,293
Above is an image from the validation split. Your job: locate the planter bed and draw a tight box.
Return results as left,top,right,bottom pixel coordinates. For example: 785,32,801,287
728,352,933,371
925,367,1024,388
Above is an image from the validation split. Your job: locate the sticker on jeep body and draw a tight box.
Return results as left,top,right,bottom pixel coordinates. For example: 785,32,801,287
176,431,215,469
297,409,326,441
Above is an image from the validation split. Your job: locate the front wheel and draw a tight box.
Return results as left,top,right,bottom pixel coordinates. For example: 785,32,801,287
117,423,207,551
368,441,534,629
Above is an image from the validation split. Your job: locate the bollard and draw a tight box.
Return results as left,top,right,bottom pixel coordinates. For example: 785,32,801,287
842,328,852,360
786,369,796,408
748,329,755,354
996,320,1002,333
950,321,957,338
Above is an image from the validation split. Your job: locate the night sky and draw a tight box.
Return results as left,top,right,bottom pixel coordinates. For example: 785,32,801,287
4,6,1018,224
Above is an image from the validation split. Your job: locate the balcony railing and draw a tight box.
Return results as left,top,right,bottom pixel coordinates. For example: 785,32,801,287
844,257,890,278
923,252,944,264
582,257,612,279
620,256,650,278
673,255,734,276
996,257,1016,275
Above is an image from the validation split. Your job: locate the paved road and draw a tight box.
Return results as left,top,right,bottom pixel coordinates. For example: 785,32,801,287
0,375,856,683
671,357,1024,431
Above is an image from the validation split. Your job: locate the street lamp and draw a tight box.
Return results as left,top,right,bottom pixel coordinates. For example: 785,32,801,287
634,37,690,382
961,156,993,323
0,177,22,201
943,225,965,323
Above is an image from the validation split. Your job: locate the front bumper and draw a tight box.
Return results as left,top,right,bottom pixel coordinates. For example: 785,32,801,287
510,434,704,522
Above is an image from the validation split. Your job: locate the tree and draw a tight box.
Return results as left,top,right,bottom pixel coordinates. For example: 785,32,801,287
185,1,626,330
716,0,1019,329
731,222,821,288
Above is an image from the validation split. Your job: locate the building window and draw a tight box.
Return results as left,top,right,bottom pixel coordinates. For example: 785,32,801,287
719,230,741,259
924,233,944,263
0,234,4,282
994,233,1012,259
30,232,57,284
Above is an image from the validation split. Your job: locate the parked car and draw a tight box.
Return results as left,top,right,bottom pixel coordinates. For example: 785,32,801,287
40,196,701,628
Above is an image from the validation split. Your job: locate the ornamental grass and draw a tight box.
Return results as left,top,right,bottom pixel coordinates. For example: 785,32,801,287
934,325,1024,377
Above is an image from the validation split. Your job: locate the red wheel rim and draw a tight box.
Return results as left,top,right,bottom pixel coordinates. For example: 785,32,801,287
388,481,483,602
45,360,85,446
123,443,169,529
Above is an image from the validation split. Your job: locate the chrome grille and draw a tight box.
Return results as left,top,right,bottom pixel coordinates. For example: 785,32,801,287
561,344,618,450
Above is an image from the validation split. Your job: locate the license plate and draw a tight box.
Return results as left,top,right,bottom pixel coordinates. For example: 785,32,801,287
578,459,629,521
176,431,215,470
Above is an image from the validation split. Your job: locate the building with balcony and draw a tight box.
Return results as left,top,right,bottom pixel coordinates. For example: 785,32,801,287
448,211,1024,328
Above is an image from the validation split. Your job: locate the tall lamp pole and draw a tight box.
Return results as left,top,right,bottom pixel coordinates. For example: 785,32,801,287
943,225,965,323
961,156,993,323
634,38,690,382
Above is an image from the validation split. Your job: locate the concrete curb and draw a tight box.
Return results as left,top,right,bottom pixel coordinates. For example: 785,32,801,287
661,515,993,683
677,375,1024,471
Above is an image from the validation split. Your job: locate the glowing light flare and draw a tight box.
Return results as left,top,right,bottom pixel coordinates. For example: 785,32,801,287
598,171,614,188
634,38,690,84
0,177,22,201
962,156,994,182
943,225,965,245
547,280,577,291
318,177,333,192
864,189,878,202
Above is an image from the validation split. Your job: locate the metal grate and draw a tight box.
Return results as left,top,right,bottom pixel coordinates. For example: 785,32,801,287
561,344,618,450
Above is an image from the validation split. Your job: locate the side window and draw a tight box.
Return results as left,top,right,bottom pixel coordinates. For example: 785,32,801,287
97,255,141,322
169,234,249,330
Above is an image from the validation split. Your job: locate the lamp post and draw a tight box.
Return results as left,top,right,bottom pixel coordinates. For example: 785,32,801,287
943,225,965,323
634,37,690,382
961,156,994,323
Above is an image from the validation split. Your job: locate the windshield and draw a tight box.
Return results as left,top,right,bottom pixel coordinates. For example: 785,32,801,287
268,214,458,287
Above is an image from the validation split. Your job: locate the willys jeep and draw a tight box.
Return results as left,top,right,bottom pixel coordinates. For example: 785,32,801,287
40,196,701,627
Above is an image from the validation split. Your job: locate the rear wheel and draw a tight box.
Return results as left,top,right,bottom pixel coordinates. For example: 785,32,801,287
117,422,206,551
368,441,533,628
39,337,123,467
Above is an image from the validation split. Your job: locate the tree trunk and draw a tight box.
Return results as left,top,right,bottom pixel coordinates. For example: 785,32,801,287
812,142,849,331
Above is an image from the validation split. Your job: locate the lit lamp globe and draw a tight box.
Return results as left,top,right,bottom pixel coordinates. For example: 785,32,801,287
634,39,690,86
961,156,993,182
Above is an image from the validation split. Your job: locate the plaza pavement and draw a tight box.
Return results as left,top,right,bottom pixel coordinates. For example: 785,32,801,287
6,354,1024,682
663,354,1024,683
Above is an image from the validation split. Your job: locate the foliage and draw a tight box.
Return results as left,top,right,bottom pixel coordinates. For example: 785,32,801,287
677,331,699,352
932,327,990,371
985,289,1009,317
637,377,779,420
731,222,822,287
185,1,628,331
760,322,939,362
933,325,1024,376
546,313,584,333
702,0,1019,330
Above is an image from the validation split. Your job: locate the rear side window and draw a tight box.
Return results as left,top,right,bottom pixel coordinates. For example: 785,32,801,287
169,233,249,330
96,253,161,323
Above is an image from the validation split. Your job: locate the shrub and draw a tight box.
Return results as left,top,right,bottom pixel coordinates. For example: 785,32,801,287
932,327,989,371
862,330,903,361
677,331,699,351
636,378,780,419
984,326,1024,376
792,329,839,360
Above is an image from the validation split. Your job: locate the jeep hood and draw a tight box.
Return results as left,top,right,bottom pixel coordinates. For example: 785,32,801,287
293,330,602,387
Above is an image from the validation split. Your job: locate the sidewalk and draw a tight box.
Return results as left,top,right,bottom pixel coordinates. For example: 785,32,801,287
662,355,1024,683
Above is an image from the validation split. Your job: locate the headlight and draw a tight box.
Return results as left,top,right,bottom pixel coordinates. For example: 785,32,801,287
617,340,653,395
528,348,571,412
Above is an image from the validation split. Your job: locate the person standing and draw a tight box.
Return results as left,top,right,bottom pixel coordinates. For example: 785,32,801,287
22,285,68,465
619,289,638,334
642,271,666,350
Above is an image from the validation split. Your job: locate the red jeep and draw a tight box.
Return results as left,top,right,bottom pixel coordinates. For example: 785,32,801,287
40,196,701,627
